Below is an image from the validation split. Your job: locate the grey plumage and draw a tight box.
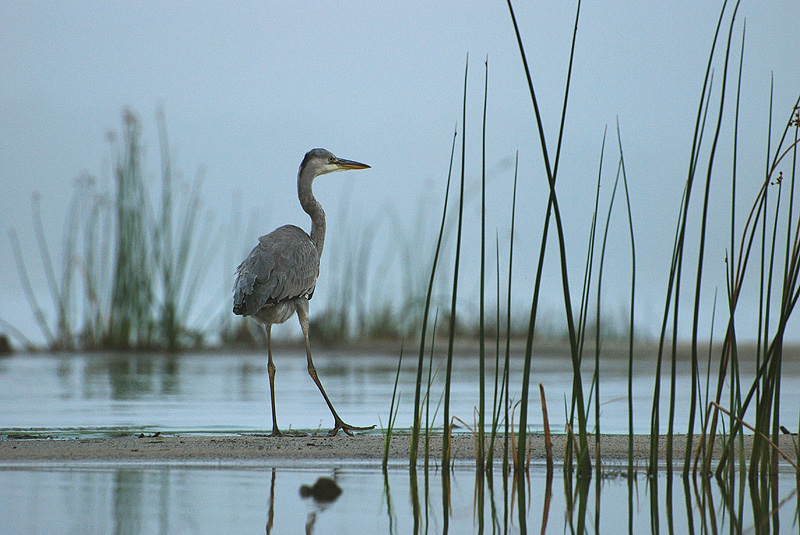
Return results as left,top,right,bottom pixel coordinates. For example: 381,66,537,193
233,225,319,317
232,148,373,436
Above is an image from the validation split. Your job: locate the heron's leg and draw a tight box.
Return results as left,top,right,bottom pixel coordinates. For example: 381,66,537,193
265,325,281,437
296,301,375,436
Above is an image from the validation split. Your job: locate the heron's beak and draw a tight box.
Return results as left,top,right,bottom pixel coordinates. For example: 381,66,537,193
335,158,370,171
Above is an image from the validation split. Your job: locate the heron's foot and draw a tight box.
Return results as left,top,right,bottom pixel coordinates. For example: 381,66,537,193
328,419,376,437
270,427,282,437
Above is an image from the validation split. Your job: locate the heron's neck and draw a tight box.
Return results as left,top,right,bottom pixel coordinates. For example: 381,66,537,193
298,169,326,257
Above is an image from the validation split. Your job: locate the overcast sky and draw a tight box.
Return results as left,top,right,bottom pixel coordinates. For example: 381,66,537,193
2,1,799,346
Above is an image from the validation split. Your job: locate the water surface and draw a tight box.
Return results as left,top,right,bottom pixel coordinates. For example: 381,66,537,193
2,348,799,436
2,462,797,534
3,349,800,534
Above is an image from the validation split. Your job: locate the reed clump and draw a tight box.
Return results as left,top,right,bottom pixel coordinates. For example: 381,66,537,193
8,108,218,352
402,0,799,488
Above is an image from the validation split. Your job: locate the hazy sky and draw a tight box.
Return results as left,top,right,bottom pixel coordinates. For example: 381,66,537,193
2,2,799,346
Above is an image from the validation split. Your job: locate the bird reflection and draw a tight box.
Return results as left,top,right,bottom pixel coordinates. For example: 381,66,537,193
266,468,276,535
300,477,343,534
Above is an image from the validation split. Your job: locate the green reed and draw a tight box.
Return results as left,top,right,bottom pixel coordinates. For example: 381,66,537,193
646,0,737,477
487,234,503,472
154,110,220,350
382,344,404,469
409,129,457,469
506,0,591,476
9,109,217,351
501,154,518,477
568,129,601,477
706,140,798,477
9,224,55,347
793,115,800,474
442,55,470,470
612,120,637,477
594,126,633,479
107,110,153,348
477,56,489,470
380,0,797,485
8,181,86,350
727,18,748,482
423,312,443,470
751,80,779,479
708,97,800,477
683,0,744,477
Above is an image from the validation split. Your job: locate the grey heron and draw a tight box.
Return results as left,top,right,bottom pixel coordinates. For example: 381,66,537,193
233,148,373,436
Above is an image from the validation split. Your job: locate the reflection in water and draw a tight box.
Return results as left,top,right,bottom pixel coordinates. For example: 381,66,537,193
442,465,450,534
113,470,145,535
266,471,344,534
299,476,342,534
266,468,276,534
382,467,398,535
410,469,421,534
4,350,800,532
1,463,797,533
680,477,695,535
542,470,553,534
650,474,660,534
400,461,797,534
300,476,343,502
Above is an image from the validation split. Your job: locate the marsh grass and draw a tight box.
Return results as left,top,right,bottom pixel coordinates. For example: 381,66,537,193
8,109,219,351
311,182,459,345
1,1,797,501
441,55,471,471
395,0,800,496
107,110,153,348
706,97,800,477
647,0,736,476
408,129,458,469
476,55,489,472
381,344,404,469
423,312,445,470
9,225,56,347
630,0,800,481
395,438,796,533
500,153,518,476
507,0,592,477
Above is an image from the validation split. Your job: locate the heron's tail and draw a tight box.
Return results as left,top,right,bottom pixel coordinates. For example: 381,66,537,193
232,269,257,316
232,286,253,316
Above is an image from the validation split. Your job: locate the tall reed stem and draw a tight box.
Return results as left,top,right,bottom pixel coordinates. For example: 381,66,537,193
442,55,469,470
409,130,457,469
650,0,735,477
506,0,591,476
477,56,489,469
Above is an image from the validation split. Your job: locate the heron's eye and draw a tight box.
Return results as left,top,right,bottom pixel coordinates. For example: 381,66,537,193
328,156,336,163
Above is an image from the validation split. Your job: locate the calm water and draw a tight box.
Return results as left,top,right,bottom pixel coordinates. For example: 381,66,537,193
2,348,800,534
2,462,798,534
3,347,800,436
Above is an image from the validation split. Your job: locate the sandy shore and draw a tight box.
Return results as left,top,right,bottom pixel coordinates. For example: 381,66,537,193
1,434,795,466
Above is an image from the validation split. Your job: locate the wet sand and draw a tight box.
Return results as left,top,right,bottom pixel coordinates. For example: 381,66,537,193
1,434,794,466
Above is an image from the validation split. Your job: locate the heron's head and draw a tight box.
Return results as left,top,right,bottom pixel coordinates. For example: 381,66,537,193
300,148,370,178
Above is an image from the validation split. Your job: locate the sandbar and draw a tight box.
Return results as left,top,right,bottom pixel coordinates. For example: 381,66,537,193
1,434,795,468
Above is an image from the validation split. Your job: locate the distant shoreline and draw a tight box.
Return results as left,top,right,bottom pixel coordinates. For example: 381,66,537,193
5,338,800,362
1,434,796,469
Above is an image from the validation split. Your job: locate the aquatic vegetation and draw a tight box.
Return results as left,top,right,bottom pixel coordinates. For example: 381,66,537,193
8,109,219,351
402,0,799,489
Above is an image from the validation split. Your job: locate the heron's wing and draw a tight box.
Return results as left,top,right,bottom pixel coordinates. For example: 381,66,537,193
232,225,320,316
